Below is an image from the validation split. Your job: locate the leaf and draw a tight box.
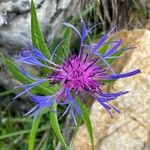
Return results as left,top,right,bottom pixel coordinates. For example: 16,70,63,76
0,125,49,140
77,99,95,150
106,50,124,65
62,22,74,57
28,108,49,150
50,103,69,150
99,79,115,84
0,89,15,97
31,0,51,59
63,27,72,49
100,42,110,55
28,113,42,150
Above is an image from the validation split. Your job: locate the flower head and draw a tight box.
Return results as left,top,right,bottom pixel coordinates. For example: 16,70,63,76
15,21,140,124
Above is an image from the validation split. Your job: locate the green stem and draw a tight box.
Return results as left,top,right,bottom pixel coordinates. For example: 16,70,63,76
0,89,15,97
0,126,49,140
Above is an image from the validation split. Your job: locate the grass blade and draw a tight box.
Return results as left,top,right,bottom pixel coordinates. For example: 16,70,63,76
0,89,15,97
77,99,95,150
0,126,49,140
31,0,51,59
28,108,51,150
28,114,42,150
50,103,69,150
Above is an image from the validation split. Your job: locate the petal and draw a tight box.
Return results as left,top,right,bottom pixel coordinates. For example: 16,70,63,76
81,20,88,42
71,110,77,126
29,93,55,104
110,69,141,79
110,46,135,56
109,104,120,113
25,42,46,60
63,22,82,39
14,79,47,99
17,56,49,68
23,106,38,116
92,26,117,53
72,100,82,115
100,91,128,98
99,101,111,110
92,34,108,53
104,39,122,57
19,66,40,80
95,52,116,75
59,105,71,119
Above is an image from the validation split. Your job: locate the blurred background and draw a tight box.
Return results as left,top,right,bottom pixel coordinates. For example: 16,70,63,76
0,0,150,149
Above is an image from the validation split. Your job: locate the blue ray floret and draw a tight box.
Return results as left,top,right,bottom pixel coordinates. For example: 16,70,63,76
14,21,140,124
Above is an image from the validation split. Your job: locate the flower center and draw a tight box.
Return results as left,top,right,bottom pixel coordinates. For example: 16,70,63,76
49,55,106,93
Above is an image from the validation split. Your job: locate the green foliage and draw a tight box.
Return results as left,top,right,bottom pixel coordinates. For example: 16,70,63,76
30,1,68,149
0,4,126,149
31,0,51,59
28,113,42,150
1,1,67,149
50,103,69,150
0,89,15,97
1,54,64,150
99,38,125,65
0,0,148,149
28,108,52,150
77,99,95,150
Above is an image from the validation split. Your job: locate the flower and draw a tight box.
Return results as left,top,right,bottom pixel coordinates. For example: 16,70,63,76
14,21,140,124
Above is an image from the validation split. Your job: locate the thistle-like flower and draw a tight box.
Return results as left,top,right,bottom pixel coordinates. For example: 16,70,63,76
14,21,140,124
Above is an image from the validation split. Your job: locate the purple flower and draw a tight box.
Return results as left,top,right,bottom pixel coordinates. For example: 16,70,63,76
15,21,140,124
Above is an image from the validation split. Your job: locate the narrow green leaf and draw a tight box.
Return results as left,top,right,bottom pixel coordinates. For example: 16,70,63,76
28,114,42,150
99,46,126,67
100,43,110,55
28,108,49,150
106,50,124,65
77,99,95,150
41,139,48,150
0,126,49,140
31,0,51,59
0,89,15,97
50,103,69,150
99,79,115,84
63,18,75,49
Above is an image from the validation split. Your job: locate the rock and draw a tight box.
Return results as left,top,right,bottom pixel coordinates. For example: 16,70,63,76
72,29,150,150
0,0,86,89
0,0,49,53
98,117,148,150
0,0,84,55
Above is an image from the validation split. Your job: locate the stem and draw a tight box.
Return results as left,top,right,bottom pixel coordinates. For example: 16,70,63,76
0,126,49,140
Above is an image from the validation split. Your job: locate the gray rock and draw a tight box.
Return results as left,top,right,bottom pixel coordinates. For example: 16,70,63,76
0,0,85,89
0,0,84,55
